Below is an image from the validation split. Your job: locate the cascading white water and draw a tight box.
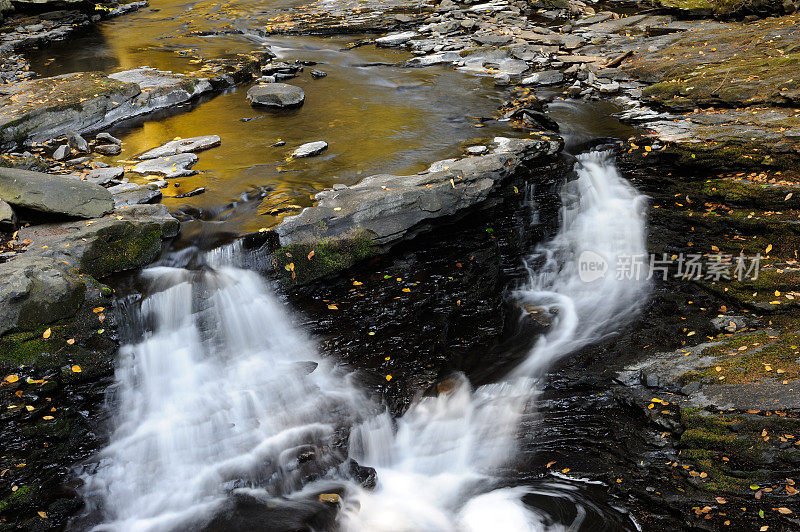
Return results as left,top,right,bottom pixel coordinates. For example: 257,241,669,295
340,151,649,531
79,266,368,531
81,151,648,531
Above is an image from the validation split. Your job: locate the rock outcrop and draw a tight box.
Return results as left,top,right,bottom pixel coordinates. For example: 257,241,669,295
0,204,179,336
272,135,562,283
0,167,113,218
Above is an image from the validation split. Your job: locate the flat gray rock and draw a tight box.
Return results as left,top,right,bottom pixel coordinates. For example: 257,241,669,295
0,167,113,219
376,31,417,46
137,135,221,160
112,184,162,208
86,166,124,185
129,153,199,178
247,83,305,108
292,141,328,158
521,70,564,86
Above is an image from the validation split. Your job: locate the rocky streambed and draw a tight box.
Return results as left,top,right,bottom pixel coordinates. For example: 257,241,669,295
1,0,800,529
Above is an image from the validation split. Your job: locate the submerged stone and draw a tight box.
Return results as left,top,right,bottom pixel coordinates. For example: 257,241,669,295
292,141,328,158
247,83,305,108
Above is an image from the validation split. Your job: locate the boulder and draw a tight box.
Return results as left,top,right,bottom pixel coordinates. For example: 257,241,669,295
0,204,179,335
96,132,122,145
67,131,88,153
247,83,305,108
0,167,113,218
0,53,269,148
0,256,86,337
84,166,124,185
94,144,122,156
15,203,179,278
53,144,70,161
292,141,328,158
137,135,221,160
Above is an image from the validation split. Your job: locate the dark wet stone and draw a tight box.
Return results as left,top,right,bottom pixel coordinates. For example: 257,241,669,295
247,83,305,108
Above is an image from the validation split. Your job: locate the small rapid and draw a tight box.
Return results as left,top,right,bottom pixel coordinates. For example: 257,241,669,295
78,151,649,531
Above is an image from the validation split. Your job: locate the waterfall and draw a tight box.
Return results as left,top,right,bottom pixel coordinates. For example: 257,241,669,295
78,267,368,531
341,151,649,531
79,151,648,531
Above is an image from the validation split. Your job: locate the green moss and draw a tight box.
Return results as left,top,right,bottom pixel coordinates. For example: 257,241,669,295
0,485,35,514
680,450,750,492
681,410,762,459
20,418,71,441
273,232,376,285
0,330,52,368
681,332,800,385
81,222,164,277
700,178,800,208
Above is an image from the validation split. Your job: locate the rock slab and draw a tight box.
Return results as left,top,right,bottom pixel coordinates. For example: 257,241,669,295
0,167,113,219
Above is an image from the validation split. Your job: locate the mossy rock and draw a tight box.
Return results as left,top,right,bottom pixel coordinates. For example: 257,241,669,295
626,15,800,109
79,220,165,278
273,232,377,285
681,330,800,384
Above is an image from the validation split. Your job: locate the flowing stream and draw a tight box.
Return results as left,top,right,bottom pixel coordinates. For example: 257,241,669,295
78,151,650,531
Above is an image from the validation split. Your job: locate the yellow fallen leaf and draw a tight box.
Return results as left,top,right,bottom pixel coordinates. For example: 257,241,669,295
93,307,104,313
327,304,338,310
777,507,792,514
307,250,315,260
37,511,47,518
561,468,570,473
765,244,773,254
42,416,54,420
353,281,363,286
66,338,75,345
5,375,19,383
43,328,52,339
385,375,392,381
71,365,82,373
402,288,411,293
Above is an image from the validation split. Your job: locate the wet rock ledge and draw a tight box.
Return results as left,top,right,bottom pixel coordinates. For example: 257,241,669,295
271,135,563,284
0,51,272,150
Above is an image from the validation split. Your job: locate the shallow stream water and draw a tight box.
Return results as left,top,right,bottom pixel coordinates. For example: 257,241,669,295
26,0,513,234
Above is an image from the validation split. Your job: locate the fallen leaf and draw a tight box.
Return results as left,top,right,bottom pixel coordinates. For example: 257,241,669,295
776,507,792,514
5,375,19,383
71,365,82,373
43,328,51,339
766,244,773,254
